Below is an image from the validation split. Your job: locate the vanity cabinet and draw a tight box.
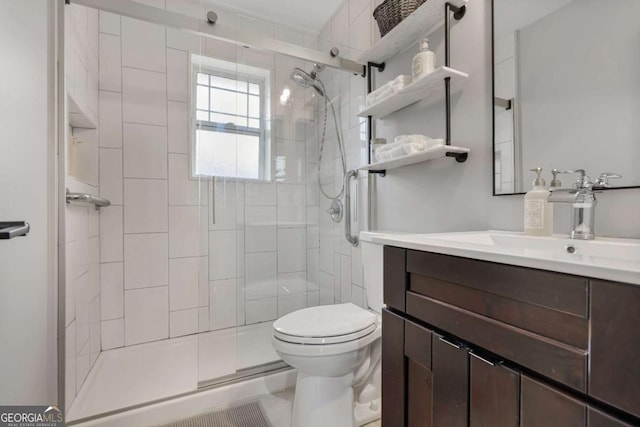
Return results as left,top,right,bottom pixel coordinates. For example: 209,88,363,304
382,246,640,427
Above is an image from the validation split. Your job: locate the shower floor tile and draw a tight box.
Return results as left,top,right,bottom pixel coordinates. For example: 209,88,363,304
68,322,280,422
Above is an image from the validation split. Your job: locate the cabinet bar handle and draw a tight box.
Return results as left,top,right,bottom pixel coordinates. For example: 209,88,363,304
470,352,495,366
438,336,461,349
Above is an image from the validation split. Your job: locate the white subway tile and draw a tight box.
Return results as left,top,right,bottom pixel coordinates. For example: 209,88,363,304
278,228,306,273
123,233,168,289
245,298,277,324
121,17,166,73
168,101,189,154
100,205,123,263
101,318,124,350
278,293,307,318
100,262,123,320
167,27,202,52
340,255,352,303
123,123,168,179
99,33,121,92
124,286,169,345
245,252,277,300
99,91,122,148
169,257,199,311
123,179,168,233
208,230,237,280
245,182,276,206
99,11,120,35
167,48,188,102
99,148,123,205
169,206,207,258
122,67,167,126
209,279,237,330
170,308,199,338
169,153,206,205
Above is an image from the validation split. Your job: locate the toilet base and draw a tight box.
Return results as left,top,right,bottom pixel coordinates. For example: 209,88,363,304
291,372,356,427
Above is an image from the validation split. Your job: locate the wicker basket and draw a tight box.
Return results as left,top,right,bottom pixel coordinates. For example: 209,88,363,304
373,0,427,37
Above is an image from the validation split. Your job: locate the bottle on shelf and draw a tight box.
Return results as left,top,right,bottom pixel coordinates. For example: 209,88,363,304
524,167,553,236
412,38,435,81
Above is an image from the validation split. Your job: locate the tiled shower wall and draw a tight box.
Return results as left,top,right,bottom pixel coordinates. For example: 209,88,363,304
96,0,326,351
64,4,101,410
315,0,375,308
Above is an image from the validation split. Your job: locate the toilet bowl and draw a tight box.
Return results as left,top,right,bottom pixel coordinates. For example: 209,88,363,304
272,232,385,427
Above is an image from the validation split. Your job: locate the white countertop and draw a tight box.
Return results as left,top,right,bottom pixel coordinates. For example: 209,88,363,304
362,230,640,286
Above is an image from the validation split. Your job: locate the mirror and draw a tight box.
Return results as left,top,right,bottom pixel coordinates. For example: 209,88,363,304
492,0,640,195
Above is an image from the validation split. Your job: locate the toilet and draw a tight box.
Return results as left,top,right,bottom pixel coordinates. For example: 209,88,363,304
272,232,385,427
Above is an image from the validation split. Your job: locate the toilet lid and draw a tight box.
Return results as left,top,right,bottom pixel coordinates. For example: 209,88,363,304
273,303,377,340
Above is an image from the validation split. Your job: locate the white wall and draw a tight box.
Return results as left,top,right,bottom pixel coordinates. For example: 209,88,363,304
342,0,640,239
0,0,57,405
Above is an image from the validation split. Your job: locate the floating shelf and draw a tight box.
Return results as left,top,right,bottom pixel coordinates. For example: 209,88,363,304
359,145,470,172
358,67,468,119
357,0,468,64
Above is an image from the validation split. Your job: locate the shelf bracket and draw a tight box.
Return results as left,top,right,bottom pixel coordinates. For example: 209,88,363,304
446,151,468,163
369,170,387,177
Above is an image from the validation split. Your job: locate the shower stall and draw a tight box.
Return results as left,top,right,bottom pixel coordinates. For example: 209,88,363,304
59,0,370,422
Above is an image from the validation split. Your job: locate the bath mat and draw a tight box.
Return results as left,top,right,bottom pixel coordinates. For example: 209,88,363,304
160,401,271,427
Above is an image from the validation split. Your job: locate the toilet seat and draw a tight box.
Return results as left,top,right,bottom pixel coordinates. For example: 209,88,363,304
273,303,377,345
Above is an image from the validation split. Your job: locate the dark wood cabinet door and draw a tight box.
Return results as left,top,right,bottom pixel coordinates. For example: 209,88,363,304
470,354,519,427
587,407,635,427
382,309,405,427
521,376,586,427
407,359,433,427
432,334,468,427
590,280,640,419
383,246,407,312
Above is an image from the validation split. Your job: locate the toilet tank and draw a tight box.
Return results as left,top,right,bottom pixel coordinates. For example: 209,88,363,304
360,232,386,313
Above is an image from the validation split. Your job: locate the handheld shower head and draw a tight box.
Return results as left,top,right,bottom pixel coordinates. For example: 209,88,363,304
290,67,325,97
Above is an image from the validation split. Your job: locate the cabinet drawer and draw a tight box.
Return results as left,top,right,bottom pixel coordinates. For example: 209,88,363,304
407,291,588,392
407,251,588,317
410,274,588,349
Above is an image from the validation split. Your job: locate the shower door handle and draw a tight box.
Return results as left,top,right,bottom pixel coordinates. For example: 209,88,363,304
344,170,359,247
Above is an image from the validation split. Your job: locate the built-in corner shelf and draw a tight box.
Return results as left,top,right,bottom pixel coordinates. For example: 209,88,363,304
357,0,468,64
360,145,470,172
358,67,468,119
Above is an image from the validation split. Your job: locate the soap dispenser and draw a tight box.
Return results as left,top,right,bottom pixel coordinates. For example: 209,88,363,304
412,38,435,81
524,167,553,236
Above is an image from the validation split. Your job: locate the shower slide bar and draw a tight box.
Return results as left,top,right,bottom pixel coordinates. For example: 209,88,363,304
68,0,365,76
66,189,111,210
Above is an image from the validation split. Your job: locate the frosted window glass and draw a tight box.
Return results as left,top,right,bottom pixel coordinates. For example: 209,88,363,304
211,113,248,128
210,75,238,91
197,73,209,85
196,110,209,121
210,88,237,115
249,83,260,95
195,130,259,179
248,95,260,118
197,85,209,110
248,118,260,129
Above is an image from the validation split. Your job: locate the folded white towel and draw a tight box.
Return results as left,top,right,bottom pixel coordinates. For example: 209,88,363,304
375,144,406,162
402,138,444,155
366,75,411,106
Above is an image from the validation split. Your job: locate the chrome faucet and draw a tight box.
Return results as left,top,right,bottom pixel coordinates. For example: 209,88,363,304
548,170,621,240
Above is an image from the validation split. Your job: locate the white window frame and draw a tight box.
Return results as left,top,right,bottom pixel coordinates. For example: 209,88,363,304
190,54,272,182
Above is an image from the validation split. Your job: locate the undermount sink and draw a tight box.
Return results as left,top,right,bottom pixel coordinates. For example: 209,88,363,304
366,230,640,285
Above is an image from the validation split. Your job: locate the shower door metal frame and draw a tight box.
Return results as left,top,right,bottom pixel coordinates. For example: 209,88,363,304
68,0,365,76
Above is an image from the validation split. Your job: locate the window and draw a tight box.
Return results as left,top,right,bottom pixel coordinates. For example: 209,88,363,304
192,64,268,180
